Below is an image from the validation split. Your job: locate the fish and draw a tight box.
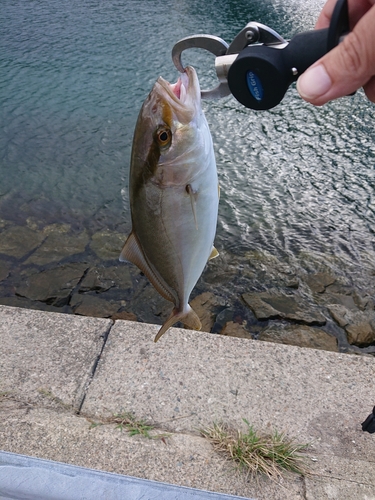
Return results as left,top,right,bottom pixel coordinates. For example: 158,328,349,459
120,66,219,342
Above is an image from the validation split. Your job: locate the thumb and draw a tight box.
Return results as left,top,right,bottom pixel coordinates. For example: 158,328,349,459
297,6,375,105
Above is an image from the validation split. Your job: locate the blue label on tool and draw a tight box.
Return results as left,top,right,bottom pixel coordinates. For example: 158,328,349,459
246,71,263,101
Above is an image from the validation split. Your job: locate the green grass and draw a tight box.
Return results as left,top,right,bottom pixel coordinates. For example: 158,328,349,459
201,419,309,479
111,411,155,437
89,411,169,440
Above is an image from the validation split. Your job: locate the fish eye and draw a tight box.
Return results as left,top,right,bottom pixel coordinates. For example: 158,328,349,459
155,127,172,148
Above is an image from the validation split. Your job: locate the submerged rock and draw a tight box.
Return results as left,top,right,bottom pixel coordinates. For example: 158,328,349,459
0,294,73,314
70,293,120,318
328,304,375,346
79,267,115,293
304,272,336,293
189,292,226,332
242,291,326,325
79,266,133,293
16,263,88,306
346,322,375,346
112,310,138,321
90,230,125,260
258,324,338,352
0,261,9,282
25,226,89,265
220,321,253,339
0,226,44,259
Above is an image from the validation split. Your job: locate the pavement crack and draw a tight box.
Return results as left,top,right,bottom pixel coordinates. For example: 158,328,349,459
308,471,374,487
76,320,114,414
301,475,307,499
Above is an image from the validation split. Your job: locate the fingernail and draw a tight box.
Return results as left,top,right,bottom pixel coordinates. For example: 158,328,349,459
297,64,332,99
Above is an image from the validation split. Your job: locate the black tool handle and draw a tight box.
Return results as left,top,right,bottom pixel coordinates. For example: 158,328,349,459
227,0,349,110
283,28,329,81
228,28,330,110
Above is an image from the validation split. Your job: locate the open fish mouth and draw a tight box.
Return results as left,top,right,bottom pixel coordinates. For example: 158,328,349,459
156,66,200,107
169,71,189,102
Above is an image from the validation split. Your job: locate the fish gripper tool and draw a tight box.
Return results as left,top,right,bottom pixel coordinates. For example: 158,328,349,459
172,0,350,110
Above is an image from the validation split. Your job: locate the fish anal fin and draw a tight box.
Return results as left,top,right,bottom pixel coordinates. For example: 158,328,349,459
208,246,219,261
119,231,138,264
120,232,174,303
154,304,202,343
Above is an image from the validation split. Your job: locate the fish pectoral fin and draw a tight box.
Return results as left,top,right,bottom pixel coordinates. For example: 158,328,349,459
154,305,202,343
186,184,198,230
120,231,174,303
208,246,219,261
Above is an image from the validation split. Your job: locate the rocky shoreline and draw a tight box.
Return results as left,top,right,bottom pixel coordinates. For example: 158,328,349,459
0,216,375,356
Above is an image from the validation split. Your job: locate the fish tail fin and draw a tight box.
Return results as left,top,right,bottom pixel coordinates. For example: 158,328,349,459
154,305,202,343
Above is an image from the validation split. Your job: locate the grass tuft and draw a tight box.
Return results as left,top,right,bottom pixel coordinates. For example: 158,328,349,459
111,411,155,438
201,418,309,479
88,411,169,440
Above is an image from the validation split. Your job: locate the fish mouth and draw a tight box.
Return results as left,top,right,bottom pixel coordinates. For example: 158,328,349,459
169,71,190,102
157,66,200,108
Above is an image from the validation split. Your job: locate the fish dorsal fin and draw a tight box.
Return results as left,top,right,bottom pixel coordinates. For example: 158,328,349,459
186,184,198,230
120,231,175,303
208,246,219,261
154,304,202,342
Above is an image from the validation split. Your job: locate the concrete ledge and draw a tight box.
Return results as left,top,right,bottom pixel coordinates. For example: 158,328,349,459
1,305,375,499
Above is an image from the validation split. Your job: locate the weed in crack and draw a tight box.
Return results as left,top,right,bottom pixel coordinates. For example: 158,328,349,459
201,418,310,480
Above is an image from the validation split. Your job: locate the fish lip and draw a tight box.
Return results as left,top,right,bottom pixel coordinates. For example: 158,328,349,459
156,66,200,107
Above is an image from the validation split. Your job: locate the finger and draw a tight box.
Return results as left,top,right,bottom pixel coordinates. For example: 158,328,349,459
315,0,340,29
297,6,375,105
363,75,375,102
315,0,374,30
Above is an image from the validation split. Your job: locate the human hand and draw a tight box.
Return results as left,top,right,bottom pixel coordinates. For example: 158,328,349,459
297,0,375,105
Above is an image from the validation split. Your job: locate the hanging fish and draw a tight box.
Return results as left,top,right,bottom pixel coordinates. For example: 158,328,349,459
120,66,219,342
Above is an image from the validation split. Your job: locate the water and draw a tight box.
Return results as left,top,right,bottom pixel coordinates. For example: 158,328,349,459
1,0,375,335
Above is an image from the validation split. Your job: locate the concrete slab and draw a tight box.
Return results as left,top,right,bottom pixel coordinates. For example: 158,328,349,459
1,306,375,499
81,320,375,498
0,305,112,409
0,408,303,499
83,320,375,438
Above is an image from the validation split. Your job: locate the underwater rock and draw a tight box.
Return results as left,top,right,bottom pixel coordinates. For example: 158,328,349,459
70,293,120,318
304,272,336,293
0,226,44,259
258,324,338,352
25,227,89,265
212,306,258,335
346,322,375,346
79,267,115,293
189,292,226,332
0,218,9,230
324,293,358,311
127,283,171,326
0,294,73,314
0,261,9,282
112,310,138,321
90,230,125,261
242,291,326,325
220,321,253,339
16,263,88,306
79,266,133,293
328,304,375,346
